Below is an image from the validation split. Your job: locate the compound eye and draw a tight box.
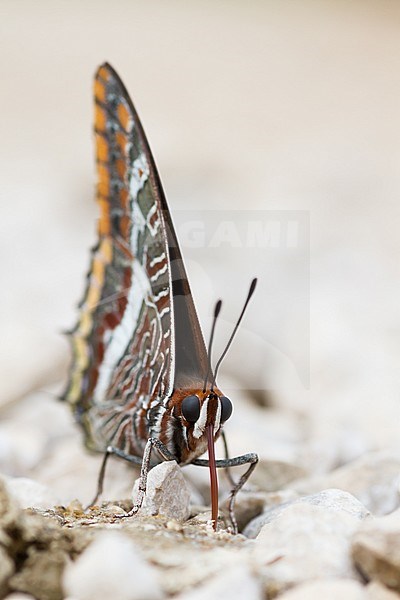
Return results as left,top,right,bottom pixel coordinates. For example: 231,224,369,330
181,395,200,422
220,396,233,422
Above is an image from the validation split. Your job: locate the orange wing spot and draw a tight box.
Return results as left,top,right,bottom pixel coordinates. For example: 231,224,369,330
120,188,129,211
97,198,111,236
116,158,127,180
97,65,111,82
97,164,110,197
120,215,130,240
96,134,108,163
94,79,106,103
95,104,107,132
116,131,128,153
117,102,132,132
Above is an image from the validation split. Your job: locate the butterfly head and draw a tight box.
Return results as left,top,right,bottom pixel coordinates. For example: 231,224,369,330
181,391,233,439
178,388,233,530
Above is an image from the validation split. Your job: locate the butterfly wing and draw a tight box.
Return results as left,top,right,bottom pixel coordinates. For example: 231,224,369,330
65,64,209,455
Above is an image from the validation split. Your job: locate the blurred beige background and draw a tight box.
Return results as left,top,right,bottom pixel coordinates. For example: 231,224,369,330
2,0,400,451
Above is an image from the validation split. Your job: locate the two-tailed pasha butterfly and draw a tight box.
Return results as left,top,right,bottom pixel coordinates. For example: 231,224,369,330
64,63,258,532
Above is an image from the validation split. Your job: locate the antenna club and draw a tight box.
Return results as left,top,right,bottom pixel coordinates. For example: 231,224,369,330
215,299,222,317
249,277,258,296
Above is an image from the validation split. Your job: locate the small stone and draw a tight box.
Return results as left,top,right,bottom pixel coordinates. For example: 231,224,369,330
352,509,400,591
187,509,230,532
277,579,366,599
63,530,163,600
244,488,370,538
188,510,213,525
132,461,190,521
174,565,263,600
66,499,84,512
251,497,368,596
166,520,183,531
100,504,126,516
1,475,59,510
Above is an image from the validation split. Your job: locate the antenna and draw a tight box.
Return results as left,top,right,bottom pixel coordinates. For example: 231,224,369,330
202,299,222,393
211,278,257,391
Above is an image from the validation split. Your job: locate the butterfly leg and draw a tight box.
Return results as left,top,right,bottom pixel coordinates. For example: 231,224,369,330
192,452,258,533
88,445,143,508
118,437,178,519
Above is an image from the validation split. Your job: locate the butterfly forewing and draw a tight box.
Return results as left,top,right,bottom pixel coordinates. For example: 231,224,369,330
65,64,177,454
65,63,210,458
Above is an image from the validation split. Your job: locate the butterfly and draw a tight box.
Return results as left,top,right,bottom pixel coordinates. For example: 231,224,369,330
64,63,258,532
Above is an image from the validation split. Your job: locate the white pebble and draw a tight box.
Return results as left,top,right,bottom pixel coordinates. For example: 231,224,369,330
63,530,163,600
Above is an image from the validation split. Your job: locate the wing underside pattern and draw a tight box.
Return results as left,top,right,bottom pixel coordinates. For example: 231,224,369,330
65,64,173,454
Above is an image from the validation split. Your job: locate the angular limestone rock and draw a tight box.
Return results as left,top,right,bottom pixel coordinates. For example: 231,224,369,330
132,461,191,521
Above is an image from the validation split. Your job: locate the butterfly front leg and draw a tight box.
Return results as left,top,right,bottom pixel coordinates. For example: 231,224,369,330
121,437,178,518
88,439,178,517
192,451,259,534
